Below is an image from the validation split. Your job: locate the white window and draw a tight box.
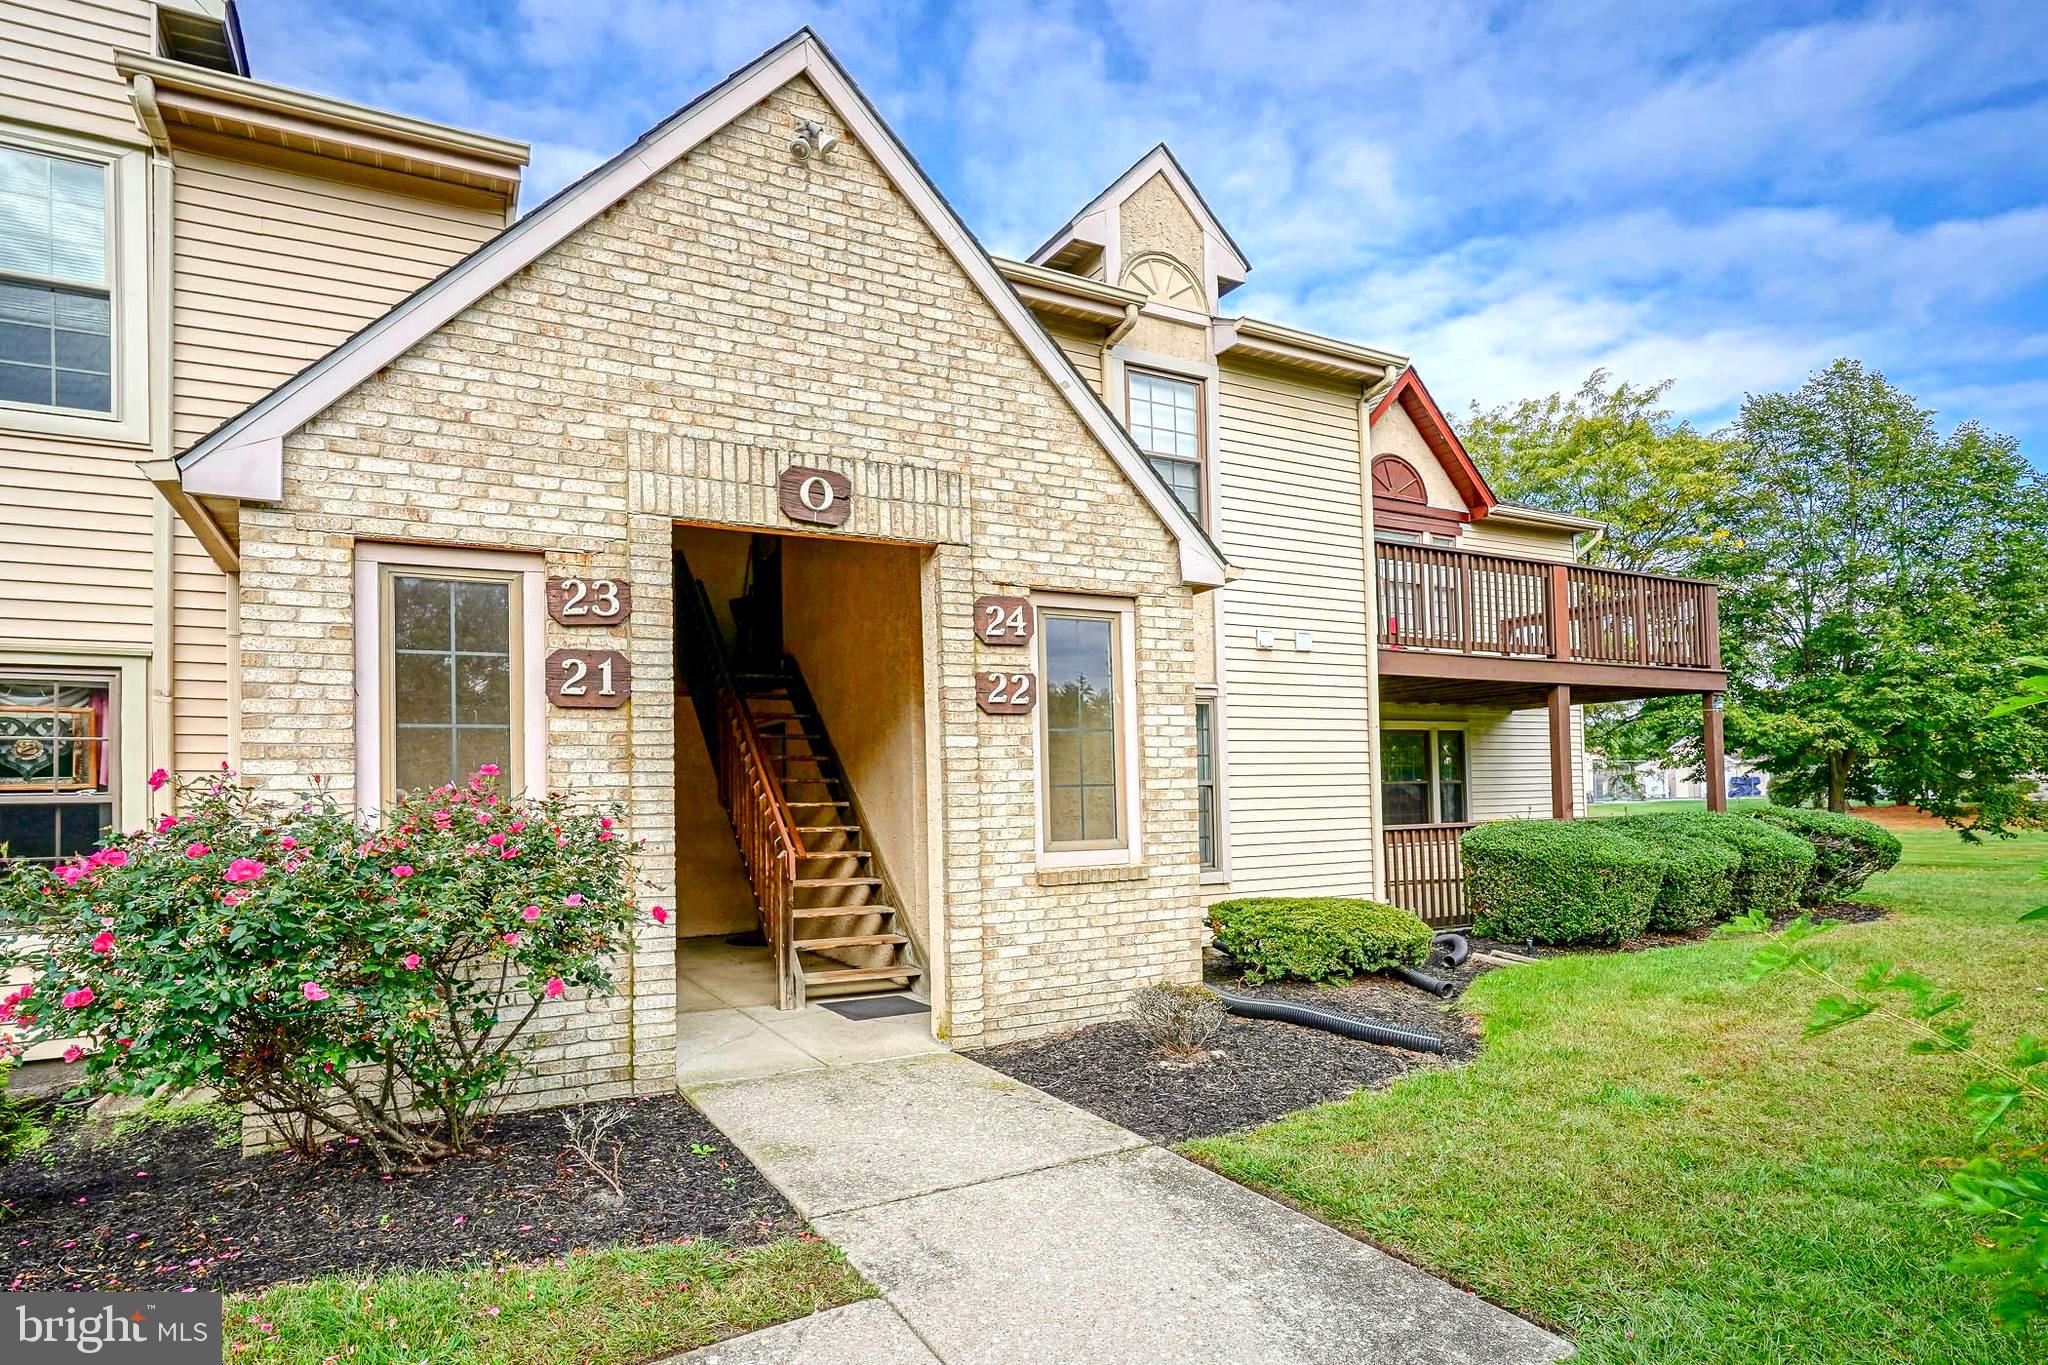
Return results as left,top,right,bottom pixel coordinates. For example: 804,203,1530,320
1127,369,1202,522
1195,697,1217,869
1034,595,1141,867
1381,727,1468,827
0,669,117,863
0,128,146,442
354,544,546,810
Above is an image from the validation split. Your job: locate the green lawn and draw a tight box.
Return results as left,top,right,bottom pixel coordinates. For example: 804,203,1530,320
1189,822,2048,1363
223,1237,872,1365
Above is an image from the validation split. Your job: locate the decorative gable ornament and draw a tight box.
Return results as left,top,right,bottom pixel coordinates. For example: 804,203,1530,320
1120,253,1203,309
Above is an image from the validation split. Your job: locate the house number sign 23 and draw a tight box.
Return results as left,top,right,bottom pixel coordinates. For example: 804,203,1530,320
547,649,631,709
547,576,631,627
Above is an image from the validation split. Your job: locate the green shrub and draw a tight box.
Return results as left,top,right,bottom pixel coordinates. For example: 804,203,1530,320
1209,897,1431,985
1748,806,1903,903
1620,811,1815,916
0,768,638,1172
1463,820,1664,945
1606,819,1740,931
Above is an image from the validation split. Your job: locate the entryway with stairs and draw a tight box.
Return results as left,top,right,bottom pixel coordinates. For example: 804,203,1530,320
672,525,932,1017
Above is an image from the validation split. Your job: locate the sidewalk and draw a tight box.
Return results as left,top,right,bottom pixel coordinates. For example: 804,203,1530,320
671,1051,1571,1365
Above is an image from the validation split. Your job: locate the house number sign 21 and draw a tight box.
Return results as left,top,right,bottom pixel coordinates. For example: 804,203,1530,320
547,649,631,709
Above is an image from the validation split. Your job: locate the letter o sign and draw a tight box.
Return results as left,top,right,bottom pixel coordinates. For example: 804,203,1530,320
778,465,853,527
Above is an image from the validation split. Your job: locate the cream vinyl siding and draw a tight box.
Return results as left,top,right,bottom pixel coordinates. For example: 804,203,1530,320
1462,519,1580,562
1042,321,1105,400
165,149,506,775
1,433,156,645
1212,361,1373,898
0,0,154,147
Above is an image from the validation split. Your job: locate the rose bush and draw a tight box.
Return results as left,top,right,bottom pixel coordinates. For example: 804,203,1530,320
0,767,642,1170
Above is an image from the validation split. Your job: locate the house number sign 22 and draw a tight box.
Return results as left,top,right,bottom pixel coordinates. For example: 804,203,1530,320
976,669,1035,715
547,576,631,627
547,649,631,708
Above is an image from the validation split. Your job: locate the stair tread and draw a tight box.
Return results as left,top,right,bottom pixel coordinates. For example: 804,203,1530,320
797,849,871,859
793,875,883,888
792,904,895,918
786,800,852,808
797,823,861,832
796,932,909,950
803,965,923,985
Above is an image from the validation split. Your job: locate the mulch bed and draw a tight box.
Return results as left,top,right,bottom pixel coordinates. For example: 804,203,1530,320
0,1095,796,1294
969,953,1483,1145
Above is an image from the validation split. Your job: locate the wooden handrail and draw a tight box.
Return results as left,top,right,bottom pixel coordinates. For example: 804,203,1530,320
1374,542,1720,672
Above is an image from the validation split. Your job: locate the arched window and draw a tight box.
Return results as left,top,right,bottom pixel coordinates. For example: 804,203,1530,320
1372,455,1428,502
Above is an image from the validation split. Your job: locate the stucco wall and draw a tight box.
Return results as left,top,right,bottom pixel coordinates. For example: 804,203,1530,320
236,75,1203,1109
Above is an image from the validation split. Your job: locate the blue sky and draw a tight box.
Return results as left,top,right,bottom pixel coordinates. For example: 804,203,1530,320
239,1,2048,457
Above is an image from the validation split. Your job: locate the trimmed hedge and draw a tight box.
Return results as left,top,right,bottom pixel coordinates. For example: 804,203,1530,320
1749,806,1903,904
1606,818,1740,932
1620,811,1815,917
1463,820,1664,946
1209,897,1432,985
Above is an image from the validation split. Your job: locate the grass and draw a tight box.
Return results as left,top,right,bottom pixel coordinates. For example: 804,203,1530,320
1188,821,2048,1363
223,1237,872,1364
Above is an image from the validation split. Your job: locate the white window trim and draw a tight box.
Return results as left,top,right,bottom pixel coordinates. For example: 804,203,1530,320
1381,723,1470,828
1110,346,1221,534
1032,592,1143,871
1195,683,1231,885
353,543,545,813
0,123,150,445
0,641,150,837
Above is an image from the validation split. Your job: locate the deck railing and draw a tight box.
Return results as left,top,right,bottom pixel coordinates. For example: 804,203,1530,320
1375,542,1720,671
1383,822,1474,928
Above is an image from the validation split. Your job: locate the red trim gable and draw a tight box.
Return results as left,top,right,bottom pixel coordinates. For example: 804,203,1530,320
1369,369,1498,518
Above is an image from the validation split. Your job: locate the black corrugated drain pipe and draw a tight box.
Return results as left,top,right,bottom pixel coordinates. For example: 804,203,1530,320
1214,990,1443,1055
1432,932,1471,968
1389,964,1457,999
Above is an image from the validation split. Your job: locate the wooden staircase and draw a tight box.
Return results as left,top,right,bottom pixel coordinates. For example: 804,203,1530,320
735,665,922,999
676,554,920,1010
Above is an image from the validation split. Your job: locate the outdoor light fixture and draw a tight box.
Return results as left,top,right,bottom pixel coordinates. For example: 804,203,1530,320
789,117,839,161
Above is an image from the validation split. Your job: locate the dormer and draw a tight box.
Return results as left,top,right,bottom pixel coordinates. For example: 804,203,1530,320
1369,369,1498,538
1029,145,1250,318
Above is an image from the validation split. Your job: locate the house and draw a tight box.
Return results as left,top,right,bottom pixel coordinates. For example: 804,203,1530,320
18,26,1726,1107
0,0,526,1056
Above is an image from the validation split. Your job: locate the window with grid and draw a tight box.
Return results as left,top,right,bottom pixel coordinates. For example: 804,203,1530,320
0,145,112,414
387,572,519,796
1195,698,1217,869
1041,610,1123,849
1127,369,1201,521
1381,727,1468,826
0,671,114,864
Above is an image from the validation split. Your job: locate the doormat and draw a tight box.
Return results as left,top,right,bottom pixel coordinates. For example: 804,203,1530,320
724,931,767,947
819,995,930,1021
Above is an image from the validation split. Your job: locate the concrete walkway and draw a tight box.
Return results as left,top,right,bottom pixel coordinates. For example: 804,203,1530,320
672,1051,1571,1364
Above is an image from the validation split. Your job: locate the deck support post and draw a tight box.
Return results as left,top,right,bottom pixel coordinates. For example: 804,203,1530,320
1704,691,1727,812
1548,684,1574,819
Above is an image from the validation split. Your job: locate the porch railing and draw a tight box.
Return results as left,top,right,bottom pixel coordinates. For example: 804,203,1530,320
1375,542,1719,671
678,574,807,1009
1384,822,1474,928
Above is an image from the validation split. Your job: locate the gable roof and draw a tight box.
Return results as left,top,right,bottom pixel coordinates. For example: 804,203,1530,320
1369,369,1498,518
174,29,1228,588
1027,143,1251,299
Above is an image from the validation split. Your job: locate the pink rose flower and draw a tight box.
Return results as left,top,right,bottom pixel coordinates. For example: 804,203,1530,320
55,864,87,886
597,831,614,842
148,768,169,792
563,893,584,907
651,906,669,925
600,817,613,830
185,843,210,859
390,864,415,879
499,846,520,860
90,930,115,955
156,813,179,833
223,858,266,883
476,763,501,777
509,822,526,834
402,953,421,970
61,987,94,1009
62,1044,83,1064
502,931,521,947
301,982,329,1002
279,836,296,851
522,905,541,922
544,977,565,999
487,832,507,847
91,848,129,869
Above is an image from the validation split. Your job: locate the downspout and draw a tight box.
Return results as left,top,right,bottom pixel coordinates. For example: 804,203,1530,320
1103,302,1140,353
135,74,177,809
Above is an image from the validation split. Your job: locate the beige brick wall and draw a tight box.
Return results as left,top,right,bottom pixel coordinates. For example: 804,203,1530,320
236,74,1204,1108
